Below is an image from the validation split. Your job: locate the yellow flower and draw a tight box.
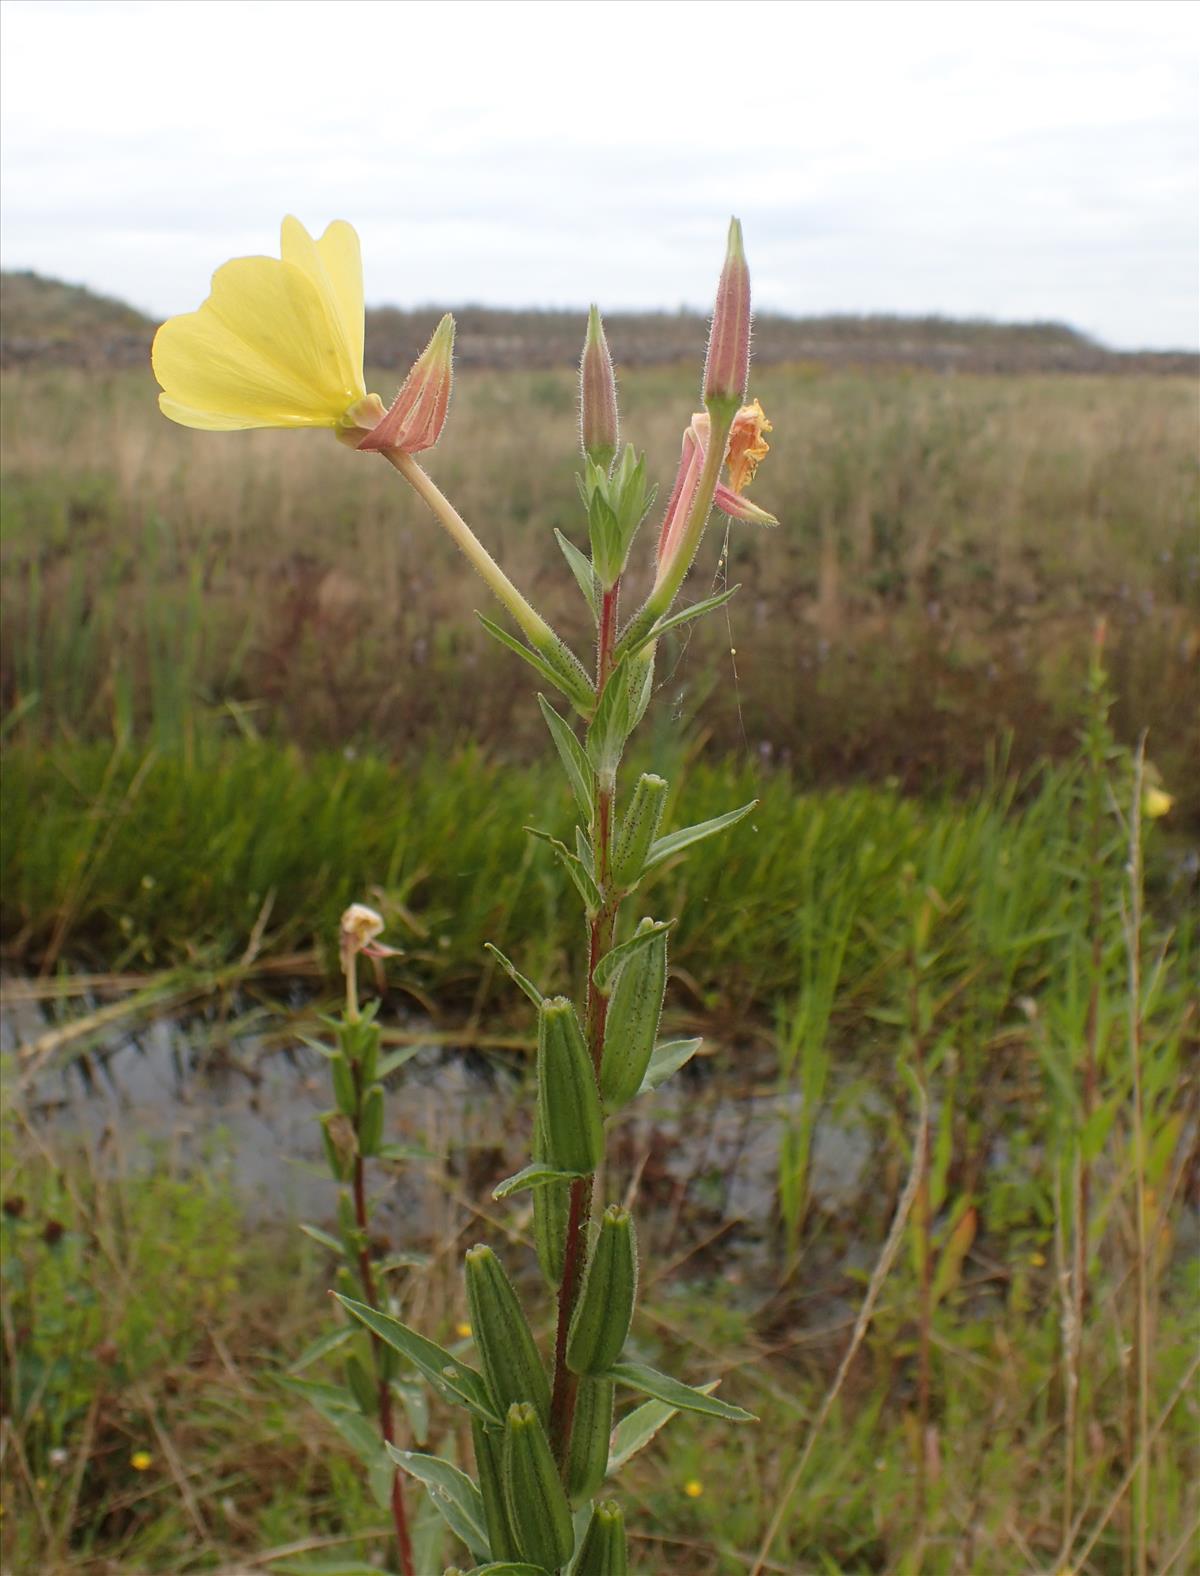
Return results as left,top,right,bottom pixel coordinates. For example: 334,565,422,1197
152,217,379,434
130,1450,153,1472
1142,785,1173,820
456,1321,472,1339
683,1478,703,1498
725,398,772,493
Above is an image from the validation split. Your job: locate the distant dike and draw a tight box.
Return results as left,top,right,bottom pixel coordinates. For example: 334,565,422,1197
2,270,1195,378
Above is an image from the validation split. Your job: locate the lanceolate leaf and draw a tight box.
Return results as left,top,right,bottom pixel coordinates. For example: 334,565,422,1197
644,800,758,871
603,1361,756,1421
606,1382,720,1473
638,1037,703,1094
592,919,674,995
525,827,602,913
334,1295,500,1424
275,1376,393,1508
477,615,592,715
492,1161,589,1200
386,1448,490,1562
624,586,741,659
287,1325,354,1374
484,942,544,1007
538,695,595,820
555,527,600,619
587,656,636,783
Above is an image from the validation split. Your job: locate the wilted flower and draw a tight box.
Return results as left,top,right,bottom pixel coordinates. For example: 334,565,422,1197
339,903,397,967
654,407,777,583
726,399,772,493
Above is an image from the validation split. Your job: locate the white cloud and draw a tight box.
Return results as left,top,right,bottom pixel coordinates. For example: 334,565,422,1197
1,0,1196,347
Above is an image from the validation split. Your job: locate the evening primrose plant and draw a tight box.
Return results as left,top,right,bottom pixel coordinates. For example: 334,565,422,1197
154,215,773,1575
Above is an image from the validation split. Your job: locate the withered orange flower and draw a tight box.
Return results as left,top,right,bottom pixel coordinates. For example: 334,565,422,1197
725,398,772,494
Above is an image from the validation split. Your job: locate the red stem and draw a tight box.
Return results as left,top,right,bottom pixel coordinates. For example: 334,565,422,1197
352,1091,415,1576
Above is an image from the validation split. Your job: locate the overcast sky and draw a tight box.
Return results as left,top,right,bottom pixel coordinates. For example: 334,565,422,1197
2,0,1197,350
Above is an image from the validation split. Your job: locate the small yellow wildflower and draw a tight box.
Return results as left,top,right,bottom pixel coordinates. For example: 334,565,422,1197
1142,785,1173,820
1029,1251,1046,1268
456,1321,472,1339
725,398,772,493
683,1478,704,1499
130,1450,153,1472
152,217,378,435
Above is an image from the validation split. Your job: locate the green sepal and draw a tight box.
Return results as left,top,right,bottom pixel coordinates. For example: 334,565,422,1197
592,917,673,997
478,614,593,716
334,1294,501,1424
645,799,758,872
484,943,543,1007
472,1416,522,1563
387,1447,490,1562
565,1376,615,1505
573,1500,628,1576
555,528,599,620
330,1052,357,1116
492,1162,587,1201
502,1402,575,1571
358,1084,384,1155
599,923,668,1109
525,827,602,915
537,997,604,1174
603,1360,757,1421
538,695,595,821
610,773,668,889
567,1206,637,1376
464,1245,551,1427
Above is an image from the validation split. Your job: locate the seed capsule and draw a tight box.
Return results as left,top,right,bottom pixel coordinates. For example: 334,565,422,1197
567,1205,638,1376
566,1376,615,1504
611,775,668,889
471,1415,520,1562
502,1401,575,1571
599,927,667,1109
531,1109,570,1287
358,1084,384,1155
537,997,603,1174
573,1499,629,1576
464,1244,551,1427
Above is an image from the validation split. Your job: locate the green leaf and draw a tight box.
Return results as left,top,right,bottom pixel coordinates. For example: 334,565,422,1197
603,1361,756,1422
462,1566,550,1575
538,695,595,821
484,942,544,1007
624,586,741,659
266,1561,400,1576
298,1223,344,1256
644,799,758,871
386,1447,490,1562
555,528,599,620
492,1162,588,1200
587,657,636,783
477,615,591,714
638,1038,703,1094
376,1142,435,1164
525,827,602,913
592,920,674,996
287,1325,353,1374
606,1381,720,1473
334,1295,501,1424
274,1376,393,1507
376,1045,423,1079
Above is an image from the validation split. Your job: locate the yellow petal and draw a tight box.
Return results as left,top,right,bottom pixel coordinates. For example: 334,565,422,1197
152,256,362,429
280,216,366,398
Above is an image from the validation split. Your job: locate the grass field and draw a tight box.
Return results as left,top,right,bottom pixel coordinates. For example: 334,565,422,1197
1,333,1197,1572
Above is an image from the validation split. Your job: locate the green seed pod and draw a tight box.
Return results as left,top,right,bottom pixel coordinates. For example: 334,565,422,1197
465,1245,551,1427
611,773,667,889
320,1112,356,1180
471,1415,521,1562
599,927,667,1109
566,1376,614,1504
573,1499,628,1576
566,1205,638,1375
502,1401,575,1572
358,1084,384,1155
330,1051,357,1116
537,997,603,1175
531,1110,569,1287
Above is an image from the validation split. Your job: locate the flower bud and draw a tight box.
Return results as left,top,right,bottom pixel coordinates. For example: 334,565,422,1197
567,1205,638,1375
574,1499,629,1576
464,1244,551,1426
703,218,751,410
358,314,455,454
599,924,667,1109
566,1376,614,1504
612,774,668,889
471,1416,521,1562
580,305,619,471
502,1401,576,1571
537,997,604,1174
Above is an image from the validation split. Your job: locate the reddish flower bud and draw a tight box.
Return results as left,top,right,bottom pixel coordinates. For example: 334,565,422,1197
358,313,455,454
580,304,619,470
702,217,751,409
